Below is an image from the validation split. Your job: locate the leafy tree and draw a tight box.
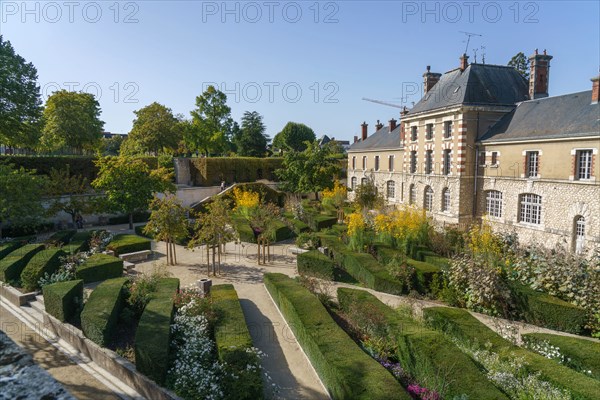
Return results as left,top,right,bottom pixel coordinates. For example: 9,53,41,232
127,102,181,155
0,36,43,149
0,164,46,238
353,175,384,211
92,156,175,229
276,141,341,200
236,111,268,157
188,86,232,156
41,90,104,153
508,52,530,80
102,135,125,156
45,165,98,226
272,122,316,152
144,195,189,266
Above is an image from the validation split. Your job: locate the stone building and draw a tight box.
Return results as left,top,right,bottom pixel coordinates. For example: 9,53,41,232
347,51,600,252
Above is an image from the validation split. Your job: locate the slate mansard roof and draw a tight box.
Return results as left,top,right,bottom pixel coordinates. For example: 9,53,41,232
348,125,402,151
408,63,529,116
480,90,600,143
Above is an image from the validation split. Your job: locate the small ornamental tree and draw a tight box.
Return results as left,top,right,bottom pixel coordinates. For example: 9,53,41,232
353,175,385,211
45,165,98,226
144,195,189,266
92,156,175,229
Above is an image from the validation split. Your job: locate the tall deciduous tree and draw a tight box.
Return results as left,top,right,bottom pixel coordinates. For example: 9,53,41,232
41,90,104,153
188,86,232,156
508,52,530,80
127,102,181,155
92,156,175,229
45,166,98,226
0,36,43,149
144,195,189,266
0,164,46,238
272,122,316,152
236,111,268,157
276,141,341,200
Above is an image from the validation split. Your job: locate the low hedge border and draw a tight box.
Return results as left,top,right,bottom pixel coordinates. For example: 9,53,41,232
338,288,508,399
423,306,600,400
522,333,600,381
135,224,191,246
42,279,83,322
135,278,179,385
511,283,587,334
20,248,65,291
340,250,404,295
297,250,336,279
107,234,151,256
46,230,77,246
76,253,123,283
0,243,45,283
0,241,23,260
212,284,263,399
62,231,93,254
81,277,128,346
374,245,441,293
283,212,310,234
306,214,337,232
264,273,409,400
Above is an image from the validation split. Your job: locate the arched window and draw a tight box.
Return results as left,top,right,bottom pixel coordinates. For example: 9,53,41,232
386,181,395,198
441,188,450,212
424,186,433,211
573,215,586,254
352,156,356,170
351,177,357,190
519,193,542,224
409,184,416,205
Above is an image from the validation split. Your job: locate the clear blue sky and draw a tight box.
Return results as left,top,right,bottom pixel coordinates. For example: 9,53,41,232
2,1,599,142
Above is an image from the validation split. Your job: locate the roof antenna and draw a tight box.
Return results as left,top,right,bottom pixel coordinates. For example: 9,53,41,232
472,47,478,63
481,45,486,64
460,31,482,54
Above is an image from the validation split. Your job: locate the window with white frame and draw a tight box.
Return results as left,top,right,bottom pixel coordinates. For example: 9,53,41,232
485,190,503,218
362,156,367,170
443,149,451,175
526,151,539,178
442,188,450,212
425,150,433,174
374,156,380,171
388,155,394,171
411,126,417,141
352,156,356,170
424,186,433,211
575,150,593,180
426,124,434,140
519,193,542,224
409,184,416,205
386,180,395,198
351,177,357,190
410,151,417,173
443,121,452,138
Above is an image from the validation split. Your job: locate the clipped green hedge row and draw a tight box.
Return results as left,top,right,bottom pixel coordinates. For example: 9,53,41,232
511,284,587,334
62,231,93,254
107,212,151,225
107,234,151,256
46,230,77,246
0,244,45,282
233,218,294,244
212,284,263,399
81,277,128,346
1,222,54,238
0,241,23,260
21,248,65,291
135,278,179,385
306,213,337,232
189,157,283,186
423,307,600,400
264,273,408,400
297,250,336,279
283,212,310,234
375,245,441,293
340,250,404,295
135,224,191,246
76,253,123,283
338,288,508,400
42,279,83,322
523,333,600,381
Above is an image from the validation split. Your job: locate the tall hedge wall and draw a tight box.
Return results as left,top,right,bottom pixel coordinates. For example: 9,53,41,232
188,157,283,186
0,244,45,283
81,277,128,346
42,279,83,322
21,248,65,291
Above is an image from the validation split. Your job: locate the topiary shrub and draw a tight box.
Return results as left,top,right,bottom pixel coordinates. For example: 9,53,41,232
81,277,128,346
75,253,123,283
0,243,44,283
42,279,83,322
20,248,65,291
297,250,335,279
106,234,151,256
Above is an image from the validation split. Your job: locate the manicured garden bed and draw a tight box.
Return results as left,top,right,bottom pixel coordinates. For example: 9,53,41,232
75,253,123,283
81,277,128,347
0,243,44,283
21,248,65,291
42,279,83,322
62,231,93,254
107,234,151,256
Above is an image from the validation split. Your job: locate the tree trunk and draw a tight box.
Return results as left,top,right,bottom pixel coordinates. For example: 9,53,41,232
206,244,210,275
172,241,177,265
129,213,134,230
315,192,319,201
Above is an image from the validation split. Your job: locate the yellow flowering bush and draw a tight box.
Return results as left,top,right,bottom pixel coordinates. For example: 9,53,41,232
374,205,430,248
346,211,367,251
233,187,260,221
468,217,503,265
322,180,347,209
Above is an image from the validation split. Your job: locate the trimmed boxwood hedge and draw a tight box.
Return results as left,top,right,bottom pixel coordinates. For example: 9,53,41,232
0,244,45,283
62,231,93,254
423,307,600,400
374,245,441,293
511,283,587,334
233,217,294,244
46,230,77,246
81,277,128,346
42,279,83,322
212,284,263,399
306,214,337,232
106,234,151,256
338,288,508,400
0,241,23,260
297,250,336,279
340,250,404,295
264,273,409,400
135,277,179,385
21,248,65,291
76,253,123,283
283,212,309,234
522,333,600,381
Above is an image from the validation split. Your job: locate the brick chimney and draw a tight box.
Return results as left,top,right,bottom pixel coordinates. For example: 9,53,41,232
388,118,397,132
591,76,599,104
423,66,442,94
361,122,368,141
528,49,553,99
459,53,469,71
375,120,384,131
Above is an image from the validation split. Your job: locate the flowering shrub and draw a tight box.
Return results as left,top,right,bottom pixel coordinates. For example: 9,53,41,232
523,337,594,377
385,254,415,293
322,179,347,210
127,265,171,317
373,205,430,250
346,211,368,252
232,187,259,220
89,230,113,253
467,217,503,266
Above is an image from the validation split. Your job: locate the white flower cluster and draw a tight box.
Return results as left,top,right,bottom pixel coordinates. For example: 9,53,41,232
524,339,567,364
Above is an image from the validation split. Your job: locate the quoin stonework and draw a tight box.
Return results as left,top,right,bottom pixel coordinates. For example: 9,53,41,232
348,50,600,253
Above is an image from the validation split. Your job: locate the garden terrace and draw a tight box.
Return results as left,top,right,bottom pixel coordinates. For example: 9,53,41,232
264,272,409,399
75,253,123,283
337,288,508,399
81,277,128,347
20,247,65,291
107,234,151,256
423,307,600,399
0,243,44,283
